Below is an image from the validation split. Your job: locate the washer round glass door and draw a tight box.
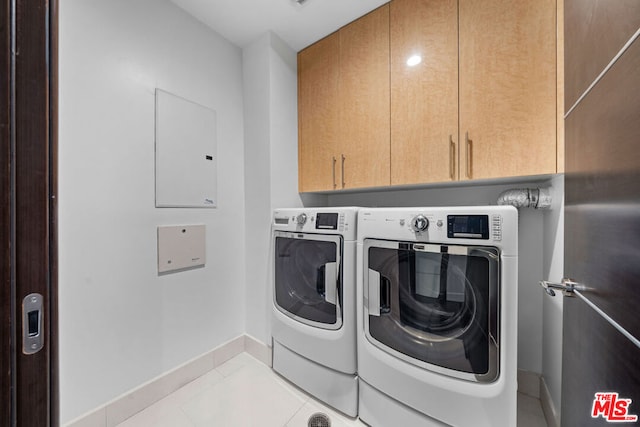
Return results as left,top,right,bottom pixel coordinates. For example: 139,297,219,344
274,231,343,330
364,239,500,382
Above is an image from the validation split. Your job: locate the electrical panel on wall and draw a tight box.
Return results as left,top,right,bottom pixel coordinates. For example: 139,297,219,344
155,89,217,208
157,225,206,274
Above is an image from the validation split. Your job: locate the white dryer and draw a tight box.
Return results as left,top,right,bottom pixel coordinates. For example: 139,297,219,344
357,206,518,427
271,207,359,417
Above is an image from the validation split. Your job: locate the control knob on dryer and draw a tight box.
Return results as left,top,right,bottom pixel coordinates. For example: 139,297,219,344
296,213,308,225
411,214,429,232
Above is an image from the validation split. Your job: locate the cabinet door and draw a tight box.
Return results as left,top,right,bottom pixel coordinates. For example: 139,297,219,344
459,0,557,180
339,5,390,190
298,32,340,192
390,0,458,185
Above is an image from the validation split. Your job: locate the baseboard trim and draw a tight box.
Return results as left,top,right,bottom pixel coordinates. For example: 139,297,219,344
540,376,561,427
244,334,272,367
517,369,541,398
64,335,250,427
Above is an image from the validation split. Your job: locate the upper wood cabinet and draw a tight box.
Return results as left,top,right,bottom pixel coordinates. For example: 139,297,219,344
340,5,390,190
390,0,459,185
458,0,557,181
298,0,560,192
298,32,340,192
298,5,389,192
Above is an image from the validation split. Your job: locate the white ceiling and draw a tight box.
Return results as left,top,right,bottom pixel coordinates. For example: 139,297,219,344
170,0,390,51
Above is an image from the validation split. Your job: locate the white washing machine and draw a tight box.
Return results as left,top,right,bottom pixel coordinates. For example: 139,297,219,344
271,207,359,417
357,206,518,427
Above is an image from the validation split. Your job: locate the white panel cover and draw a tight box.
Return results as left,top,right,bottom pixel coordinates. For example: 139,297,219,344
155,89,217,208
157,225,206,273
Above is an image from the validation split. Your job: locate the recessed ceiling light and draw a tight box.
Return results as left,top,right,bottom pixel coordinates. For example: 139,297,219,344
406,55,422,67
294,0,308,5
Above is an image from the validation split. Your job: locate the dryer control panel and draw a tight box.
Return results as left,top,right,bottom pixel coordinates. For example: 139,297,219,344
358,206,517,256
447,215,489,239
272,207,359,240
315,212,339,230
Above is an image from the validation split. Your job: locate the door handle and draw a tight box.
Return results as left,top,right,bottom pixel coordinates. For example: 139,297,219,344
449,135,456,180
324,262,337,305
539,278,586,297
332,157,337,190
368,268,381,316
23,293,44,355
341,154,346,189
541,278,640,349
465,132,473,178
368,269,390,316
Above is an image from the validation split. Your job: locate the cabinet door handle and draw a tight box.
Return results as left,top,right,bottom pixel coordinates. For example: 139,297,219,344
341,154,346,189
332,156,337,189
465,132,473,179
449,135,456,180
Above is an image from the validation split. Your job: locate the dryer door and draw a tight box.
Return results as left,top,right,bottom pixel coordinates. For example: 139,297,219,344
274,232,343,330
364,239,500,382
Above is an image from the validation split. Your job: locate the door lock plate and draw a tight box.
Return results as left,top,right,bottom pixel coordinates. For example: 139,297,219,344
23,293,44,355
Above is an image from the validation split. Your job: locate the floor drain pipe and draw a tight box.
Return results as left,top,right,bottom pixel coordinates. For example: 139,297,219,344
497,188,552,209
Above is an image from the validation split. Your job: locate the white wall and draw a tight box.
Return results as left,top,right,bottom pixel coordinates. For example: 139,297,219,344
242,32,325,345
242,34,278,344
328,179,564,375
59,0,246,422
268,34,303,210
542,174,565,420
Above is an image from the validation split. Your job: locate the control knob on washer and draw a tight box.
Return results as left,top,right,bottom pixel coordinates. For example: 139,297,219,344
296,213,308,225
412,215,429,232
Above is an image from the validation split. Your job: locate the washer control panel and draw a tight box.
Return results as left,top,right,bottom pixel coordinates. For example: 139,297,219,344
273,208,358,238
447,215,489,239
296,213,308,225
359,207,515,254
411,214,429,232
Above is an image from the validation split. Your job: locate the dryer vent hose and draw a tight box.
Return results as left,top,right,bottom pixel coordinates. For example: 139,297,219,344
497,188,552,210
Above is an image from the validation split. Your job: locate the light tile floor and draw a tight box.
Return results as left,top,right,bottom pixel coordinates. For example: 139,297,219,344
116,352,547,427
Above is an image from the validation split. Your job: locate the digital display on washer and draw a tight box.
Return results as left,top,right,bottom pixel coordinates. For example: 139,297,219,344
274,217,289,225
316,213,339,230
447,215,489,239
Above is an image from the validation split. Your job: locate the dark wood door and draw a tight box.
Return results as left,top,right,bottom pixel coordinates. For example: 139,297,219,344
0,0,58,425
562,1,640,425
1,0,12,422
